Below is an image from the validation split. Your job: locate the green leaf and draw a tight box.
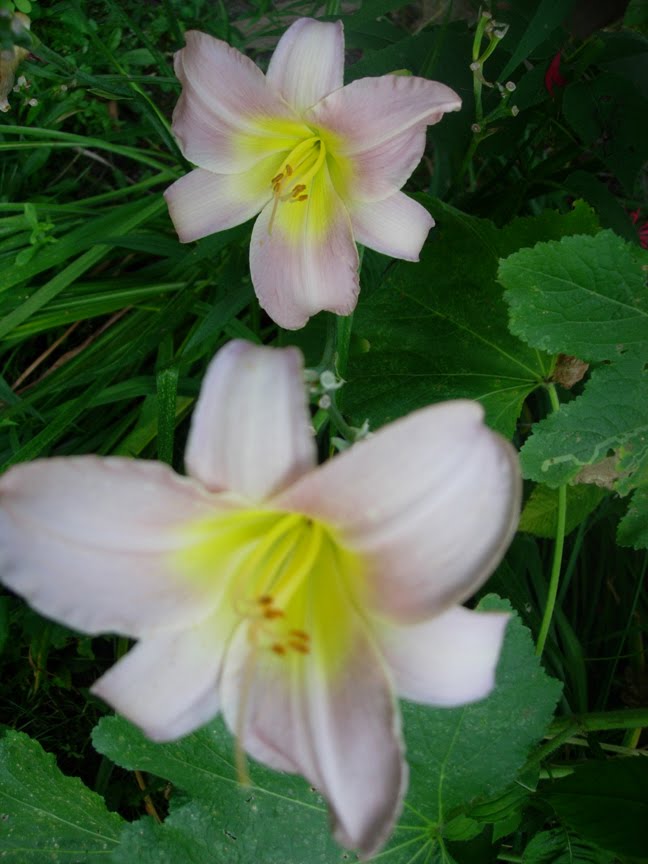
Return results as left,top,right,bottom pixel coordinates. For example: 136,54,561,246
0,197,166,342
545,759,648,860
343,200,599,438
109,798,349,864
565,171,639,243
92,718,345,864
563,75,648,193
520,356,648,488
398,596,561,831
617,485,648,549
499,0,575,80
519,483,606,538
522,829,613,864
500,231,648,362
502,230,648,547
0,730,123,862
625,0,648,32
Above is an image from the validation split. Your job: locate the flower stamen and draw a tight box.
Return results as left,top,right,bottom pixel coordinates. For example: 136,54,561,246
267,137,326,233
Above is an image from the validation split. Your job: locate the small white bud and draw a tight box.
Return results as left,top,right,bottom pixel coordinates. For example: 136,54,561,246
471,123,482,133
510,105,519,116
470,61,481,71
318,394,331,410
319,370,338,390
27,98,38,107
505,80,516,92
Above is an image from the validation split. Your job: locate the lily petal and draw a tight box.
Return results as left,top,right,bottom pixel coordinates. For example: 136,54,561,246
276,401,521,622
267,18,344,113
92,615,226,741
309,75,461,200
164,157,282,243
220,619,406,857
185,341,316,500
349,191,434,260
0,457,224,636
377,606,510,705
173,30,309,174
249,165,359,329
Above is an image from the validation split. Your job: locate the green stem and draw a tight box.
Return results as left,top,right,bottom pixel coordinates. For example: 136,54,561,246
549,707,648,734
317,313,338,373
535,384,567,657
525,723,579,768
334,312,354,380
327,397,357,442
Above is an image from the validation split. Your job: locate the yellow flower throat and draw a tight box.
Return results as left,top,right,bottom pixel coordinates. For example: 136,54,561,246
267,136,327,232
179,508,364,668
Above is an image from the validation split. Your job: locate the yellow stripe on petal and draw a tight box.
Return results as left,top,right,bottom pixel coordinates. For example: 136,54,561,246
233,116,314,162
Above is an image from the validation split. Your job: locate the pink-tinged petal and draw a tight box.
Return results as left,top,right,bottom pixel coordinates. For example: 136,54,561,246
173,30,309,173
349,191,434,260
92,615,226,741
377,606,509,706
309,75,462,154
165,157,282,243
249,165,359,329
220,621,406,856
308,75,461,200
267,18,344,113
329,123,429,201
185,340,316,500
0,457,226,637
276,401,521,622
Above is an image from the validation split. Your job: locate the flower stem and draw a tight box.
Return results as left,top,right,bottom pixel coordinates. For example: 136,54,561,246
334,312,354,380
535,384,567,658
548,707,648,734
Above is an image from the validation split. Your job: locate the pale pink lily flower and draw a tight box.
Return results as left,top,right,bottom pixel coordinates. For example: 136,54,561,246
164,18,461,329
0,341,519,857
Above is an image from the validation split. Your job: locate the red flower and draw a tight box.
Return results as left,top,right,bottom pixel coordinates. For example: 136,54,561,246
630,210,648,250
545,52,567,98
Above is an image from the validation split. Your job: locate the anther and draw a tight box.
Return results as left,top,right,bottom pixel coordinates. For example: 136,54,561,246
289,629,310,641
271,643,287,656
258,595,273,606
297,194,308,202
291,184,306,198
270,172,284,185
289,640,310,654
264,608,285,620
285,164,293,176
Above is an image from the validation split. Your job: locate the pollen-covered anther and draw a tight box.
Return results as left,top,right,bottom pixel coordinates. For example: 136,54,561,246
287,628,311,654
290,184,306,198
289,640,310,654
256,595,285,620
271,642,287,656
